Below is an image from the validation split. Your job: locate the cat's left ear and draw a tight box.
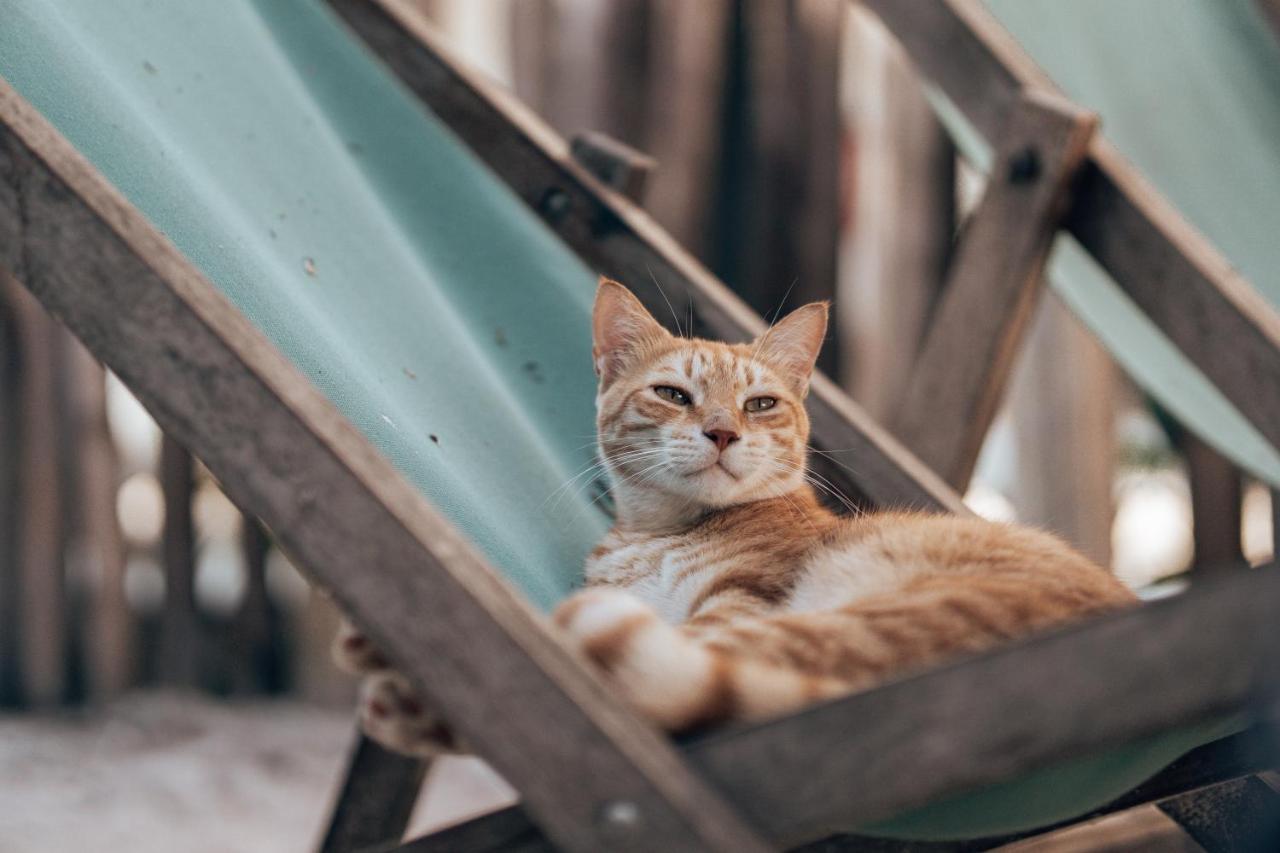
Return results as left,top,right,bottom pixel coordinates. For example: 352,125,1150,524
754,302,828,396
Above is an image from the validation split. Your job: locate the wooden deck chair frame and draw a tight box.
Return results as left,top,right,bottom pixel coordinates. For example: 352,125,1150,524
0,0,1277,849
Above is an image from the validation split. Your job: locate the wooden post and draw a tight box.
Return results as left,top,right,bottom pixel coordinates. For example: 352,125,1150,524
642,0,733,264
569,131,655,203
68,343,131,698
840,7,956,422
894,89,1097,491
160,434,199,686
0,271,22,705
318,734,429,853
719,0,844,378
7,277,66,706
232,518,279,693
1183,432,1245,574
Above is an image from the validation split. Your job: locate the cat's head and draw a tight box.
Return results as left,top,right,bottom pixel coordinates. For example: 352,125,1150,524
592,278,827,517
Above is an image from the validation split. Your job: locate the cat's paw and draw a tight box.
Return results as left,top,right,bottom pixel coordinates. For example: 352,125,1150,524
331,619,390,675
554,588,715,730
359,672,462,758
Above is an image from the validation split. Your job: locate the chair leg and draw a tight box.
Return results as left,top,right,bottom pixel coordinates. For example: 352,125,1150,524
1157,775,1280,853
318,729,428,853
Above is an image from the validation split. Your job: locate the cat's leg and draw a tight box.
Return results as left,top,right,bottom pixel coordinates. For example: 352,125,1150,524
331,618,390,674
359,671,465,758
554,587,848,730
331,619,464,757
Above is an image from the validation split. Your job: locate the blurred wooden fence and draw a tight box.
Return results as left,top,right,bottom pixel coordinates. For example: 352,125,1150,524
0,274,299,708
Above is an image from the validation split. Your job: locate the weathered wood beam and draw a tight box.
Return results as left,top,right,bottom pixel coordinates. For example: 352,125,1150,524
327,0,965,515
569,131,654,204
318,732,427,853
862,0,1280,468
1157,775,1280,853
894,89,1096,490
395,564,1280,850
160,434,200,686
0,81,768,853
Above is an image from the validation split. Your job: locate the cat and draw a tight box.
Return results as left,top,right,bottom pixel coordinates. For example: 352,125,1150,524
333,277,1136,753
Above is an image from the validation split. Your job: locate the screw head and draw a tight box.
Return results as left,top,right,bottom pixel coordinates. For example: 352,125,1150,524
1007,147,1041,184
599,799,642,832
538,187,571,223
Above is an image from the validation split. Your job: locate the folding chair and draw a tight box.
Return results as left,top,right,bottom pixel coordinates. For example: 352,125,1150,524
1,1,1276,851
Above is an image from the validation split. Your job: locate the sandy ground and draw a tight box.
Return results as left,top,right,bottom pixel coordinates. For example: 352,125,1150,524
0,692,514,853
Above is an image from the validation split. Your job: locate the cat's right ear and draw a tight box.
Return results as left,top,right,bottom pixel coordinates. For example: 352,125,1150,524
593,278,669,385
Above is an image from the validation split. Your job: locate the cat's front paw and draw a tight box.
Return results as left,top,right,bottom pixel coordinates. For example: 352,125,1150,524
554,588,716,730
331,618,390,675
359,672,462,758
554,587,660,669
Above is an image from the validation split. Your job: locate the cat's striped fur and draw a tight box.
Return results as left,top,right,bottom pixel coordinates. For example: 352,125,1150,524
334,279,1134,753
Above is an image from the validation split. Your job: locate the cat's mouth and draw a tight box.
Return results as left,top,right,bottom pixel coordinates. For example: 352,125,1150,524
687,459,740,481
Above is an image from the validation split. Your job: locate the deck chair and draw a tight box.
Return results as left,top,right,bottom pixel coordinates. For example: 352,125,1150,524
0,1,1276,851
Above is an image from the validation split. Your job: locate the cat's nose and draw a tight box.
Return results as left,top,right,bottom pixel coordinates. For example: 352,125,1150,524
703,428,740,452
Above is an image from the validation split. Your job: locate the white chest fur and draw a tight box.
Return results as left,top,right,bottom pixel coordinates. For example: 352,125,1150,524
586,536,722,624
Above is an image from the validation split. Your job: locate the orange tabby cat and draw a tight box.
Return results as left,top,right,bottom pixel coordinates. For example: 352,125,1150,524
334,278,1135,753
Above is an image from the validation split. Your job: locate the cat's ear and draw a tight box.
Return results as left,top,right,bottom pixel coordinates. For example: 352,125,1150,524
593,278,670,384
754,302,828,396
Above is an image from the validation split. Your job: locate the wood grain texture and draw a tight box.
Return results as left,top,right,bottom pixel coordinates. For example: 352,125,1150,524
569,131,654,204
160,434,200,686
0,82,768,853
863,0,1280,464
397,724,1280,853
894,89,1096,490
319,731,427,853
1158,776,1280,853
6,274,65,706
68,344,131,698
328,0,966,516
0,271,22,705
396,568,1280,850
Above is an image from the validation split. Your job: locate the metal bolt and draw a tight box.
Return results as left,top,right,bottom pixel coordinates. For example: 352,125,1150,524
1007,146,1041,184
538,187,571,223
599,799,642,832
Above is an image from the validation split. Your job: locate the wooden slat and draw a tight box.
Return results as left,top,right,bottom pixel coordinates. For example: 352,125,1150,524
1183,432,1245,574
398,726,1280,853
862,0,1280,464
0,271,22,705
160,434,200,686
894,89,1096,490
1157,775,1280,853
396,565,1280,850
0,81,767,853
5,276,66,706
795,724,1280,851
328,0,965,516
318,732,427,853
569,131,654,203
68,345,131,698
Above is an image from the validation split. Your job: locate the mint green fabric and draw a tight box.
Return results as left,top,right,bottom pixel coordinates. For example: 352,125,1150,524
0,0,1243,839
976,0,1280,487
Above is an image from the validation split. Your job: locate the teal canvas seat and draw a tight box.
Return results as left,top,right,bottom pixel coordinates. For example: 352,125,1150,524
0,0,1259,842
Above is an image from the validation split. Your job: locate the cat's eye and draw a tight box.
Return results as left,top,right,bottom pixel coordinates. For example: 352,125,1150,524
653,385,692,406
744,396,777,413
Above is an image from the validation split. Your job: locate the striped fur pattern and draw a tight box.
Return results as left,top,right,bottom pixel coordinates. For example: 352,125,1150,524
335,279,1135,752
